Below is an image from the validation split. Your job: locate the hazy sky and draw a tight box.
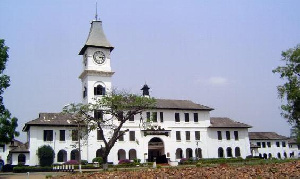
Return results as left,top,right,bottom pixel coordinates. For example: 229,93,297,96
1,0,300,142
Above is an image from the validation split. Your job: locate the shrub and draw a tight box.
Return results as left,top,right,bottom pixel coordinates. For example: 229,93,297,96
64,160,79,165
37,145,55,167
118,159,130,164
81,160,88,165
13,166,52,173
133,158,141,164
92,157,103,164
2,164,14,172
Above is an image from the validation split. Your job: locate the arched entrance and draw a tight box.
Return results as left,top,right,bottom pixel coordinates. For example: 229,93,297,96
148,137,166,163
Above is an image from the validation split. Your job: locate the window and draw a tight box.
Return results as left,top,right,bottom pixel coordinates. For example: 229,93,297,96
226,131,230,140
97,130,104,140
72,130,78,141
235,147,241,157
218,147,224,158
43,130,53,141
160,112,164,122
59,130,65,141
267,142,271,147
119,131,124,141
57,150,67,162
94,85,105,95
262,142,266,148
146,112,151,122
117,111,123,121
175,113,180,122
234,131,239,140
226,147,233,157
184,113,189,122
83,86,87,98
129,115,134,121
195,131,200,140
176,131,181,141
129,131,135,141
18,154,26,165
257,142,261,147
94,110,103,120
217,131,222,140
186,131,190,141
194,113,198,122
282,141,286,147
276,141,280,147
152,112,157,122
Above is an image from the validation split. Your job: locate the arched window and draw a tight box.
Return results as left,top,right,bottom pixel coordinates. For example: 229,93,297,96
283,152,287,158
186,148,193,159
226,147,232,158
18,154,26,165
235,147,241,157
83,86,87,98
57,150,67,162
71,149,79,161
259,153,262,158
218,147,224,158
268,153,272,159
277,153,281,159
118,149,126,160
129,149,137,160
176,148,183,159
94,85,105,95
195,148,202,159
96,149,103,158
263,153,267,159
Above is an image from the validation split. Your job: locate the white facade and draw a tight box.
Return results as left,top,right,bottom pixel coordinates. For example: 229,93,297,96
8,19,297,166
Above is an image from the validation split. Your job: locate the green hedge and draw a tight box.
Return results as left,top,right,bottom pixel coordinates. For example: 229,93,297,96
13,166,52,173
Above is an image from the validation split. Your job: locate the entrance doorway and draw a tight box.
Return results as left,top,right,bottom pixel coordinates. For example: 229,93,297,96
148,137,167,163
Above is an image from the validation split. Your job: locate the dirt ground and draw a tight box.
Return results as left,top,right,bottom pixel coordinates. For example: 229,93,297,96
54,160,300,179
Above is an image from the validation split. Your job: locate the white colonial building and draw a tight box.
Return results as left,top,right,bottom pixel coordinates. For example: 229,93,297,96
2,18,299,166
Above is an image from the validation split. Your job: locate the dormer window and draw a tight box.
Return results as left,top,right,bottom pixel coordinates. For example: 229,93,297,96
94,85,105,95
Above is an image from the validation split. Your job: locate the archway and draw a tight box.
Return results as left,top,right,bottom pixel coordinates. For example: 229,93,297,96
186,148,193,159
57,150,67,162
71,149,79,161
176,148,183,159
118,149,126,160
18,154,26,165
148,137,166,163
129,149,137,160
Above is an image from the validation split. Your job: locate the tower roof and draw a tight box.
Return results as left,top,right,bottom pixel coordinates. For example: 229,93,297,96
79,20,114,55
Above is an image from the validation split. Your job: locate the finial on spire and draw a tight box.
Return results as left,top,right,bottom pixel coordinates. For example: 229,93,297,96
95,2,98,20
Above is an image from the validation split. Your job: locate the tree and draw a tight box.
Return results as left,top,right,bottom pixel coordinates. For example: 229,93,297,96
273,44,300,143
63,90,156,169
0,39,19,144
37,145,55,166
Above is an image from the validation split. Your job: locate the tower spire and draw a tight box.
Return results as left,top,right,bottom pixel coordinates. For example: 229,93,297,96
95,2,98,20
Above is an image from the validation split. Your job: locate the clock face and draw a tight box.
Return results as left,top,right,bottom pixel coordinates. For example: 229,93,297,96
93,51,106,64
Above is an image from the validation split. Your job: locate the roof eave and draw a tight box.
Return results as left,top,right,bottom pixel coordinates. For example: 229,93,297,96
79,45,114,55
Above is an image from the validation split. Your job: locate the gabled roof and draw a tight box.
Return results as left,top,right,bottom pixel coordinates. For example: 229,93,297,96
9,142,29,153
79,20,114,55
209,117,252,128
249,132,288,140
155,99,213,111
23,113,78,131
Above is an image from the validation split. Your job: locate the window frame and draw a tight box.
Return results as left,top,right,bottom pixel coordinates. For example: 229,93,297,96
217,131,222,140
176,131,181,141
234,131,239,140
195,131,200,141
185,131,190,141
59,130,65,141
175,113,180,122
184,113,189,122
43,130,53,141
193,113,198,122
226,131,230,140
129,131,135,141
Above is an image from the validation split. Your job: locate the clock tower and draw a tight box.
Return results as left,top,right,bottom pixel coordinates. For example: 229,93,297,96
79,20,114,104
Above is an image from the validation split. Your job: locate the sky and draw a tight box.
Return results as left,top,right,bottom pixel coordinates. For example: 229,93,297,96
1,0,300,142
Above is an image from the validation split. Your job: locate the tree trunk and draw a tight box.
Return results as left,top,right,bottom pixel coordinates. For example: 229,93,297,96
102,156,108,170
